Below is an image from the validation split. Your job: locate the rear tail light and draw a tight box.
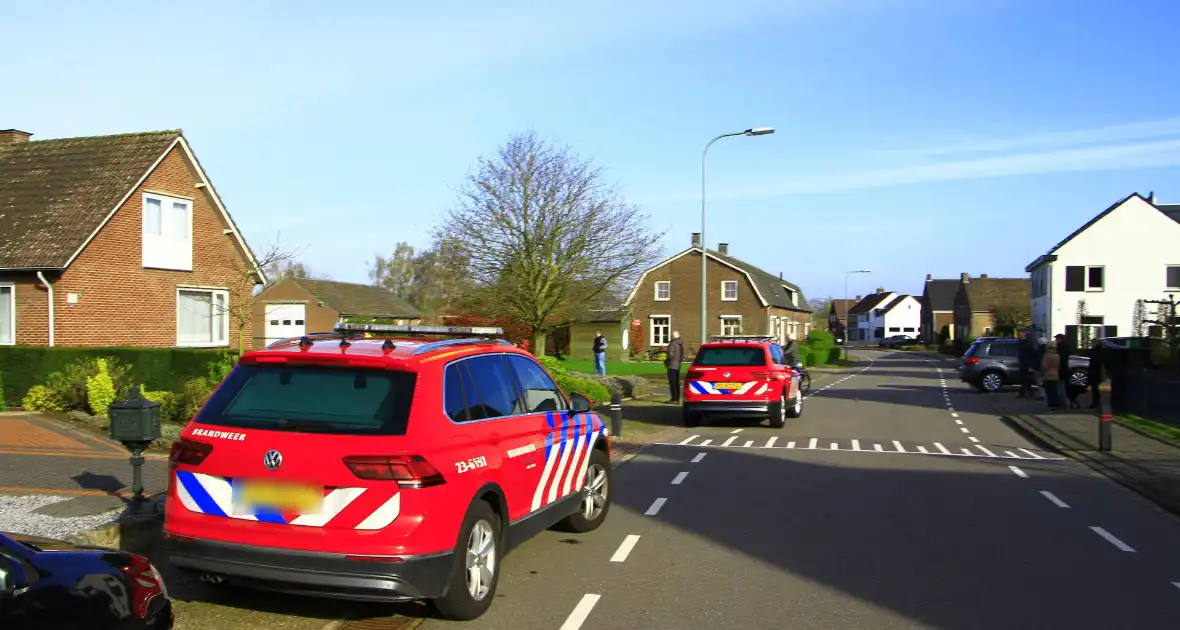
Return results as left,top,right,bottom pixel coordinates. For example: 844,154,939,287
343,455,446,487
118,554,166,618
751,371,769,378
169,439,212,466
687,371,705,380
966,357,980,366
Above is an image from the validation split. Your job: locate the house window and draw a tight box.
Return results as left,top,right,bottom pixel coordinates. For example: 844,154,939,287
889,327,900,332
721,281,738,302
1065,265,1104,292
1168,266,1180,290
720,316,742,336
650,316,670,346
654,281,671,301
143,193,193,271
903,327,915,332
1087,266,1104,291
178,288,229,347
0,284,13,345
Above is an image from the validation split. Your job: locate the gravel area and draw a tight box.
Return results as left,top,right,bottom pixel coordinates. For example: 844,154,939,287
0,494,120,540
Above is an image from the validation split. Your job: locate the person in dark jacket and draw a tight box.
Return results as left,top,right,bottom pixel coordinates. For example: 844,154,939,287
1017,331,1038,398
665,331,685,403
1088,338,1105,408
781,334,799,367
592,330,608,376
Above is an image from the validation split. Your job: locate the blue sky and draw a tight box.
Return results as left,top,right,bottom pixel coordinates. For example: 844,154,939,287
4,0,1179,302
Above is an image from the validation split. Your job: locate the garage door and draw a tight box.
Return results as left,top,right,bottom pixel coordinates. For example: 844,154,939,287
265,304,306,345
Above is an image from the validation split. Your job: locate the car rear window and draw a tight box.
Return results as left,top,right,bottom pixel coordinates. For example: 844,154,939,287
194,364,417,435
963,342,982,357
694,347,766,367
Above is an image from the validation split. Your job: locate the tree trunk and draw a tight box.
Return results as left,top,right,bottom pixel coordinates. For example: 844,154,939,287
532,329,548,357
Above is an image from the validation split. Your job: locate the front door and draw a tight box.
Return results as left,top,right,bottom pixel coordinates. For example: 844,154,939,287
264,304,306,345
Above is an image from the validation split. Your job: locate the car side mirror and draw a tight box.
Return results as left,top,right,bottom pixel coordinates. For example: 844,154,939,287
0,561,29,599
569,393,592,414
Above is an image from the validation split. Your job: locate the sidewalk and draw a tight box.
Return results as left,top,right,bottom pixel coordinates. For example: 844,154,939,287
988,393,1180,517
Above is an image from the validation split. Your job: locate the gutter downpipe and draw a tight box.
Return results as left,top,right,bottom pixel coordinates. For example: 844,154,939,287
35,271,54,346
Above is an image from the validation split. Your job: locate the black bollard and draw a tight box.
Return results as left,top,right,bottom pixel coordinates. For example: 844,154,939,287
610,393,623,438
1098,396,1113,452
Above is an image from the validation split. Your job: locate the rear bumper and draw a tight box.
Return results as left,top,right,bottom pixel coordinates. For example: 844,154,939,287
165,534,453,602
684,400,770,417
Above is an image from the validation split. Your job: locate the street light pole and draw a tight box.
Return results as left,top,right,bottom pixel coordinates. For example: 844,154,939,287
844,269,871,359
700,127,775,350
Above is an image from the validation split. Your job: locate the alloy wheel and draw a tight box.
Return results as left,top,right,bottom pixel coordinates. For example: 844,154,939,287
780,394,787,423
982,373,1003,392
465,519,496,601
1070,371,1088,388
582,463,608,520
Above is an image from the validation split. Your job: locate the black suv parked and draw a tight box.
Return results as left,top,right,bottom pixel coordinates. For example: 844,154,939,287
958,338,1090,392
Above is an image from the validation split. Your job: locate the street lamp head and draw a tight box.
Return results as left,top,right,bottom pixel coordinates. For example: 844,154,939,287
847,269,871,274
745,127,775,136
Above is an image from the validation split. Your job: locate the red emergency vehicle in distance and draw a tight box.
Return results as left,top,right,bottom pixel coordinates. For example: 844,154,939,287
682,335,804,428
163,323,612,621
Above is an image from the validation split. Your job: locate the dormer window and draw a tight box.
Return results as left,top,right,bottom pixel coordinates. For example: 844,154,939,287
142,192,193,271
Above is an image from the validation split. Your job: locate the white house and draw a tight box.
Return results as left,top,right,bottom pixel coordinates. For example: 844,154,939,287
1026,192,1180,344
847,289,899,341
873,294,922,339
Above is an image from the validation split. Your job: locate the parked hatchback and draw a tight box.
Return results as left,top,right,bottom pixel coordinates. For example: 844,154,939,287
958,338,1090,392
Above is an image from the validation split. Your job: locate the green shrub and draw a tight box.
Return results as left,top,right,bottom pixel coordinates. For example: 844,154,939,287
827,347,842,364
177,377,216,422
22,385,66,412
804,348,821,367
207,352,238,384
537,355,568,378
139,385,180,423
555,375,611,405
42,356,133,413
86,359,117,417
806,329,835,349
0,346,236,409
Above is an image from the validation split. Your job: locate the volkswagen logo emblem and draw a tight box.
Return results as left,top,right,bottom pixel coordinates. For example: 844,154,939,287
723,371,731,378
263,450,283,471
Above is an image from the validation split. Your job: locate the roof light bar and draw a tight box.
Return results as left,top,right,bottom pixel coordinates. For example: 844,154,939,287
334,323,505,337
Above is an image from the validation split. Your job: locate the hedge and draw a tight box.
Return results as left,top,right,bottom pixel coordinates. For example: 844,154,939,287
0,346,236,406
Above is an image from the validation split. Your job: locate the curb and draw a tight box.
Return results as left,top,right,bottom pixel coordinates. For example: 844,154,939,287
986,394,1180,519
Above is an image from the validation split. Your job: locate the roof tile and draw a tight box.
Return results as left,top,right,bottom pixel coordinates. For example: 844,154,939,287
294,279,421,319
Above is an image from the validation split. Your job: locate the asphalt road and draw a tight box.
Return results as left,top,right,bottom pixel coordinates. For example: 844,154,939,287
417,350,1180,630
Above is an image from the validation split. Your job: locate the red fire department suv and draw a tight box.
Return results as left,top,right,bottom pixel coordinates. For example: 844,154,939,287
682,335,803,428
163,324,612,621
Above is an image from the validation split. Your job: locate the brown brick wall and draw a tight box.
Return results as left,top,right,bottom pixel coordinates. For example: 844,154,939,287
2,273,50,345
251,279,341,348
10,144,258,349
629,250,809,354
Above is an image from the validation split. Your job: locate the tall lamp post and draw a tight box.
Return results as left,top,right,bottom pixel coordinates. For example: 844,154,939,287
845,269,871,359
700,127,775,348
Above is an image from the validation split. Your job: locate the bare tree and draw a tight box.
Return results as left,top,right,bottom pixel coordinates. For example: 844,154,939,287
1144,294,1179,370
218,235,304,351
1131,299,1147,337
369,242,418,297
264,259,320,281
369,238,472,321
1077,299,1091,348
991,305,1031,337
433,131,664,350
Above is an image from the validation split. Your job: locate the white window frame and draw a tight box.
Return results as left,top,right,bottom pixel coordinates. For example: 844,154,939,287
142,192,194,271
654,281,671,302
1167,265,1180,290
176,287,230,348
650,315,671,346
1084,265,1105,292
720,315,742,336
0,282,14,346
720,280,738,302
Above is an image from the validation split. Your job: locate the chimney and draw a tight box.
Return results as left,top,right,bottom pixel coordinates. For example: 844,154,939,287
778,271,783,280
0,129,32,144
876,287,885,294
1148,191,1156,205
718,243,729,256
980,273,988,279
925,273,932,282
855,294,862,300
961,272,969,282
691,232,701,248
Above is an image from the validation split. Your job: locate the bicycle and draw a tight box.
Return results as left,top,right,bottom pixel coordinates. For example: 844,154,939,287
793,362,811,396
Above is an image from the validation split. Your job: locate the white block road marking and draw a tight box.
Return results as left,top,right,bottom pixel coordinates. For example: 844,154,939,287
731,428,744,434
851,439,861,451
1005,450,1019,458
645,498,668,516
960,427,971,433
875,443,884,452
961,448,973,455
671,472,689,485
892,441,906,452
786,441,796,448
699,439,713,446
691,453,706,463
948,407,955,412
955,419,964,425
830,442,839,450
765,437,779,448
610,535,642,562
1009,465,1029,478
975,445,997,457
1173,582,1180,590
721,436,738,447
1019,448,1044,459
1090,527,1135,552
969,436,980,443
809,438,818,449
951,413,959,418
679,435,700,445
934,442,951,454
744,440,754,447
560,594,602,630
1040,491,1070,508
917,445,929,453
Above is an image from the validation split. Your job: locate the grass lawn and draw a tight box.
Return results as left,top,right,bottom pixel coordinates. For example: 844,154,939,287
1117,413,1180,442
617,399,681,436
561,360,689,376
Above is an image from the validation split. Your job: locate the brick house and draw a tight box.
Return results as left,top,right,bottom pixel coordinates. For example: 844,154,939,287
0,128,264,348
826,298,856,339
919,274,960,345
952,274,1031,340
623,233,812,356
253,277,421,347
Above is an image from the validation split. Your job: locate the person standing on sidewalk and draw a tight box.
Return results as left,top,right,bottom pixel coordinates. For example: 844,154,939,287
665,331,685,404
1088,338,1105,408
1017,331,1037,398
592,330,608,376
1041,341,1064,410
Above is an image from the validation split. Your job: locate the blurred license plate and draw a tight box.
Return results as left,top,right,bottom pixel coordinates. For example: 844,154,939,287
714,382,742,390
234,480,322,513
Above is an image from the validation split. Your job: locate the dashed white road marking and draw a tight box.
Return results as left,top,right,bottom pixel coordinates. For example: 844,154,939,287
960,427,971,433
560,594,601,630
743,440,754,447
934,442,951,454
671,472,689,485
947,407,955,412
679,435,700,445
960,448,973,455
691,452,706,463
1172,582,1180,590
969,436,981,443
916,445,929,453
699,439,713,446
1009,465,1029,478
1019,448,1044,459
874,443,884,452
721,436,738,447
644,498,667,515
829,442,839,450
955,419,964,425
731,428,744,434
610,535,642,562
1040,491,1070,508
892,440,906,452
808,438,818,449
787,441,796,448
1005,450,1019,458
851,439,861,451
765,437,779,448
1090,527,1135,552
975,445,999,457
950,413,959,418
